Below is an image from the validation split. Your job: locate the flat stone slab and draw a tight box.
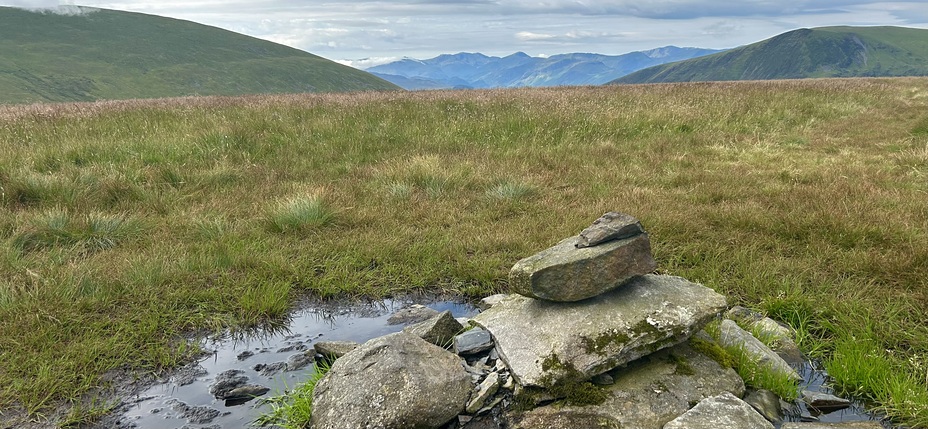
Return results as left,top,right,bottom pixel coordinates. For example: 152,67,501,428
509,234,656,302
514,342,744,429
475,274,727,387
576,212,645,248
663,391,773,429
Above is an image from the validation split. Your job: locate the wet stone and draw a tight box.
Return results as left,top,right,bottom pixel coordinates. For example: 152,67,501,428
455,328,494,355
745,389,783,423
286,351,314,371
236,350,254,361
208,369,248,400
171,363,207,387
802,390,851,412
254,361,287,376
170,400,221,425
226,384,270,401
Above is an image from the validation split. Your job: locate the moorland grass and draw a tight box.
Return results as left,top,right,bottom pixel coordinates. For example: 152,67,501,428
1,79,927,426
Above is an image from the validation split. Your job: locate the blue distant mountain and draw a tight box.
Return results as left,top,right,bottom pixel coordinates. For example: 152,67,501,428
367,47,724,90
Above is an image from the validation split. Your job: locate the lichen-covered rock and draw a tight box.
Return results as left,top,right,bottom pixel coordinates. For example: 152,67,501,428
311,332,473,429
509,234,656,302
475,274,727,387
513,342,744,429
663,392,773,429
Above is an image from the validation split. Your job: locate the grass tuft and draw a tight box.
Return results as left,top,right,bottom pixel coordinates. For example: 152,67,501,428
255,361,330,428
266,195,335,233
485,180,536,200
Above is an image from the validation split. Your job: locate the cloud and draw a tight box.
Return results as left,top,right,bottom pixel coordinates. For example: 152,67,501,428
334,57,405,69
1,1,97,15
515,31,556,41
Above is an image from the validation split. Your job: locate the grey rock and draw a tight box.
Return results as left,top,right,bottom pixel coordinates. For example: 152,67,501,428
718,319,801,381
286,351,314,371
802,390,851,410
387,304,439,325
745,389,783,423
255,361,287,376
311,332,473,429
226,384,270,400
727,306,803,364
510,234,656,302
475,274,727,387
404,310,465,347
455,328,494,355
479,294,510,309
208,369,248,399
514,342,744,429
576,212,645,248
236,350,254,361
781,423,884,429
170,400,221,425
663,391,773,429
466,372,501,413
275,342,307,353
171,364,207,387
313,340,359,358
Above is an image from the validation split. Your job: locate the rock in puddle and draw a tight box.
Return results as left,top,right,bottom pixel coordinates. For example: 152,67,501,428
254,361,287,376
208,369,248,400
286,351,314,371
802,390,852,412
169,399,221,425
387,304,439,325
171,363,207,387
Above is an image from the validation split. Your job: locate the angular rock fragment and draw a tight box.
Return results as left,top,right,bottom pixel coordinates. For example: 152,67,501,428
663,391,774,429
208,369,248,400
454,328,494,355
475,274,727,387
311,332,473,429
404,310,465,347
510,234,656,302
802,390,851,412
466,372,501,413
576,212,645,248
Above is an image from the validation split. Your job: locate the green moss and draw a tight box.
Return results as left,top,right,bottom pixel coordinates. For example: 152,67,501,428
689,335,736,369
536,353,609,406
580,330,632,356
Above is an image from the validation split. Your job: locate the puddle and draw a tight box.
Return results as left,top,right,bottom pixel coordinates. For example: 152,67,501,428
118,298,479,429
779,360,899,428
114,298,897,429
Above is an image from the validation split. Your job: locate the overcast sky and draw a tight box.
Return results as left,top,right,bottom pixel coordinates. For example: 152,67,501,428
5,1,928,68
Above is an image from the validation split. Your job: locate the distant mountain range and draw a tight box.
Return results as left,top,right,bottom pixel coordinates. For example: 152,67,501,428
367,47,723,90
0,6,397,104
613,26,928,84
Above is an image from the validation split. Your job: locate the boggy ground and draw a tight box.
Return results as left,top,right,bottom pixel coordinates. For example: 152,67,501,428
1,78,927,427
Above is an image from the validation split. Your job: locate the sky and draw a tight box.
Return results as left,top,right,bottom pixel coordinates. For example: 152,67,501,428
5,1,928,68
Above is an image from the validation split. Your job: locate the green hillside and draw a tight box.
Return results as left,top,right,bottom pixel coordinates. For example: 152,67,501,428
0,6,398,104
613,26,928,84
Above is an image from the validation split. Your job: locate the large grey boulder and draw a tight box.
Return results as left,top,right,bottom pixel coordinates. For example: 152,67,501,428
509,234,656,302
311,332,473,429
718,319,801,381
475,275,727,387
514,342,744,429
663,391,774,429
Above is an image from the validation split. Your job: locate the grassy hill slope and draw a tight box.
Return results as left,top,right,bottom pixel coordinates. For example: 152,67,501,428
0,6,398,104
613,26,928,84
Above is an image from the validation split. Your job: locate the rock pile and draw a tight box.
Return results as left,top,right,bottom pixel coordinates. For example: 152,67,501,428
309,212,861,429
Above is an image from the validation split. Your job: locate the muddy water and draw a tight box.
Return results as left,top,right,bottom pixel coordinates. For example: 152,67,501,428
116,298,895,429
119,299,479,429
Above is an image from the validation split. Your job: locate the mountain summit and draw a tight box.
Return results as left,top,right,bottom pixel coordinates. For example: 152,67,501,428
368,47,722,89
613,26,928,84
